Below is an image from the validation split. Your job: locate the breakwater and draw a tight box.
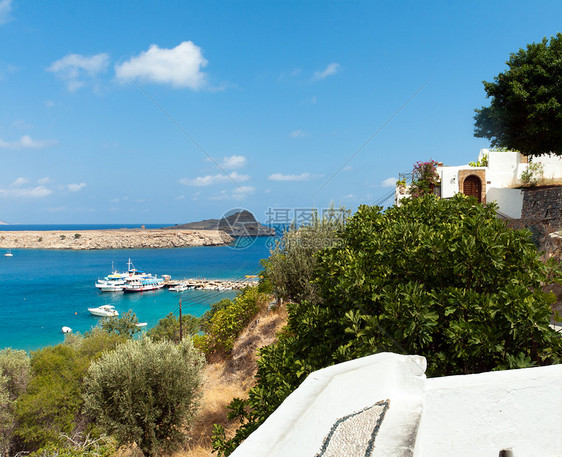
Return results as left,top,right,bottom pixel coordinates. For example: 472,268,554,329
166,278,258,291
0,229,233,250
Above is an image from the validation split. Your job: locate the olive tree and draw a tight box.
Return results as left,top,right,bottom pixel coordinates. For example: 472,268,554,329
262,207,349,304
84,337,204,457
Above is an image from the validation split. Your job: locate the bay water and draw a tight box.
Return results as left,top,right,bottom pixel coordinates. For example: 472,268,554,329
0,229,273,351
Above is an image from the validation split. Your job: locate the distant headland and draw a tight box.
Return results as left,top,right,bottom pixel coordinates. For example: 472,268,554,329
0,210,276,250
163,210,275,237
0,229,233,250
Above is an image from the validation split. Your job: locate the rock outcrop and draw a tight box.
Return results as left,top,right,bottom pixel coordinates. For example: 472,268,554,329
0,229,233,250
165,210,275,236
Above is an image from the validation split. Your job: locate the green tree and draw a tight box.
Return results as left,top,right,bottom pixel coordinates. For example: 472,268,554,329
217,194,561,455
14,331,124,452
83,337,204,457
0,349,31,456
474,33,562,157
146,312,201,343
262,207,349,303
99,310,142,338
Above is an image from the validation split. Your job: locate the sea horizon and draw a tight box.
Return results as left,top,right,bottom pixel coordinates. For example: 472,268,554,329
0,223,174,231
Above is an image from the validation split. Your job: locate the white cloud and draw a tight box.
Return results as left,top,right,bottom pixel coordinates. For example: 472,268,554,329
0,0,12,25
210,186,255,201
38,177,51,184
313,62,341,80
289,130,307,138
48,53,109,92
0,135,58,149
0,185,52,198
219,155,247,170
11,177,28,187
179,171,249,187
381,177,397,187
268,172,315,182
115,41,208,89
67,182,86,192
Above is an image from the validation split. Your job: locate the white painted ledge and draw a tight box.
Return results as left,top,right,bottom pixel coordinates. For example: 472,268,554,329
231,352,562,457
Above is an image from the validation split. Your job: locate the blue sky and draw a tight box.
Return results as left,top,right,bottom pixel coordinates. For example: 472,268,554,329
0,0,560,224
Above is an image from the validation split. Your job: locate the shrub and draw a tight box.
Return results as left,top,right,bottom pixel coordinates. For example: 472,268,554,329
201,287,265,356
147,312,200,343
83,338,204,457
99,310,142,338
468,152,489,167
520,161,545,186
14,332,124,452
0,349,31,456
217,194,561,454
28,435,117,457
262,207,348,303
409,160,440,197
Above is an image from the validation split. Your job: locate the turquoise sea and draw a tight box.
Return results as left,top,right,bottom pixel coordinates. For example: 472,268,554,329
0,226,273,351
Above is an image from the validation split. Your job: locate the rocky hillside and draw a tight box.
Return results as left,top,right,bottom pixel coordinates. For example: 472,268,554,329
165,210,275,236
0,229,233,250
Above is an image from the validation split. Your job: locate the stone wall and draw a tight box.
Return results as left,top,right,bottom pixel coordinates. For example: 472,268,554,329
521,186,562,226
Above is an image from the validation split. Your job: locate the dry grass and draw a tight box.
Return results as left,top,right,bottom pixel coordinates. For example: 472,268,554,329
110,302,288,457
177,303,288,457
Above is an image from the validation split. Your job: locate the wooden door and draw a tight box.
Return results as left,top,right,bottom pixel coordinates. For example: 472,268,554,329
463,175,482,203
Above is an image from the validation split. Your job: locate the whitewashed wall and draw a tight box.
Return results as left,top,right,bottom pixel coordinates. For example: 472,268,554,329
486,149,523,187
532,153,562,179
485,187,523,218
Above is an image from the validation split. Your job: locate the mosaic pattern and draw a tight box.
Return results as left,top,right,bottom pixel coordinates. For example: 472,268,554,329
314,399,390,457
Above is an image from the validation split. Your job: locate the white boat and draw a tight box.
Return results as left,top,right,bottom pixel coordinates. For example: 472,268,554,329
169,283,188,292
122,276,165,293
88,305,119,317
96,276,126,292
61,326,72,333
96,259,163,293
4,250,13,257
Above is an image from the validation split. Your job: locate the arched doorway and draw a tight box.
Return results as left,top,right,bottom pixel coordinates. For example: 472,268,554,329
463,175,482,203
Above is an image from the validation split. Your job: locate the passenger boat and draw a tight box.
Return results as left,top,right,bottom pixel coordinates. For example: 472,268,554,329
96,259,163,293
88,305,119,317
122,276,165,293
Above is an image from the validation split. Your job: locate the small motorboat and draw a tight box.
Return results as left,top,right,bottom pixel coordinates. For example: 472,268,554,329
88,305,119,318
62,326,72,333
169,283,188,292
4,249,13,257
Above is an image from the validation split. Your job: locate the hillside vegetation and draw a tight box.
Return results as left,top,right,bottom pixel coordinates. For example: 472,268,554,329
1,194,560,457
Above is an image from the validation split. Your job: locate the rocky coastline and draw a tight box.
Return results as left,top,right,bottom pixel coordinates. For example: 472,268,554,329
0,229,233,250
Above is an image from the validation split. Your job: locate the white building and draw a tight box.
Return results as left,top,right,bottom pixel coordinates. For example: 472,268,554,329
396,149,562,219
231,352,562,457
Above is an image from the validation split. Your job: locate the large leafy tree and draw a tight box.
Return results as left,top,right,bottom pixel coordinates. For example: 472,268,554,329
216,194,561,455
474,33,562,157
